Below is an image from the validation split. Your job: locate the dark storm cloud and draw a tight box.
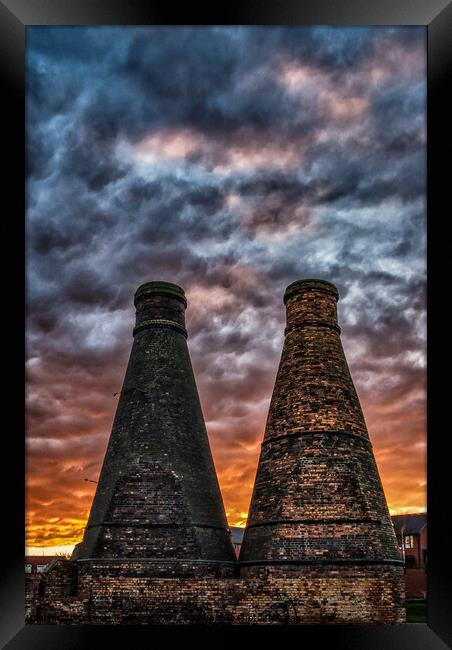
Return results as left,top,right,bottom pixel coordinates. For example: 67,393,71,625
26,26,426,548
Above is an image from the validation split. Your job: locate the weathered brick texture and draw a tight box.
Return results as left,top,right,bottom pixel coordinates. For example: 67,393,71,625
72,281,236,570
28,279,405,624
30,560,404,625
239,279,405,622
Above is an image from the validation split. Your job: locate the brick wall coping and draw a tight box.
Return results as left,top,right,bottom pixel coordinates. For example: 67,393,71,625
133,318,188,338
134,281,187,307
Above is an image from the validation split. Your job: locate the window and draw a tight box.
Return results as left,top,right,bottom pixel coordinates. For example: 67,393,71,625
404,535,414,549
36,564,47,573
25,564,32,573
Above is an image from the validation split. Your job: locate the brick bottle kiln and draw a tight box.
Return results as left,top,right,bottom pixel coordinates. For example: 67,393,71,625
72,280,236,574
28,279,405,624
239,279,405,622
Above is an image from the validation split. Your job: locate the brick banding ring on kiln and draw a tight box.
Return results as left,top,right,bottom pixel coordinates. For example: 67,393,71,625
285,320,342,335
261,429,372,447
245,517,392,528
86,522,231,531
133,318,188,338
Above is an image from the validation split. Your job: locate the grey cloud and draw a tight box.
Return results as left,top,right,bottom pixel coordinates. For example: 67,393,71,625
26,25,425,483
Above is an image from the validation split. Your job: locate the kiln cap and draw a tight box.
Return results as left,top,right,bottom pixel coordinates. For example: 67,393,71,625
134,280,187,307
283,278,339,304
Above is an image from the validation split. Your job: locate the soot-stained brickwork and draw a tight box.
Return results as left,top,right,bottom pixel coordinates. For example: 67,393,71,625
28,279,405,624
72,281,236,571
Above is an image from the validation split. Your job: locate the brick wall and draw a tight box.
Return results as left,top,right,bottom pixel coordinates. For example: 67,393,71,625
405,569,427,600
28,559,405,625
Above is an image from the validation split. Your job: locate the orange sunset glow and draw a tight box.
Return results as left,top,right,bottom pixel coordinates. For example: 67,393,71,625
25,305,426,554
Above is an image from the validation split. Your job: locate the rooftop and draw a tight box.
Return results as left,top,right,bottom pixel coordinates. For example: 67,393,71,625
391,513,427,535
25,556,59,564
230,527,245,544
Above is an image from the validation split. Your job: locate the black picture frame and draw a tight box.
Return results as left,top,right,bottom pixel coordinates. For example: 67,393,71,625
2,0,450,647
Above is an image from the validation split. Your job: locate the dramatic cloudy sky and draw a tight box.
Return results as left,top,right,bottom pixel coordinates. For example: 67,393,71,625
26,26,426,553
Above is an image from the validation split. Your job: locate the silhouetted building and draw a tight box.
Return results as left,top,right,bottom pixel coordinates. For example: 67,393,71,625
231,527,244,558
25,556,59,574
393,513,427,599
25,556,58,621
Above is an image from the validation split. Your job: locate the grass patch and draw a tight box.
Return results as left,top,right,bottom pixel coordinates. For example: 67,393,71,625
405,601,427,623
